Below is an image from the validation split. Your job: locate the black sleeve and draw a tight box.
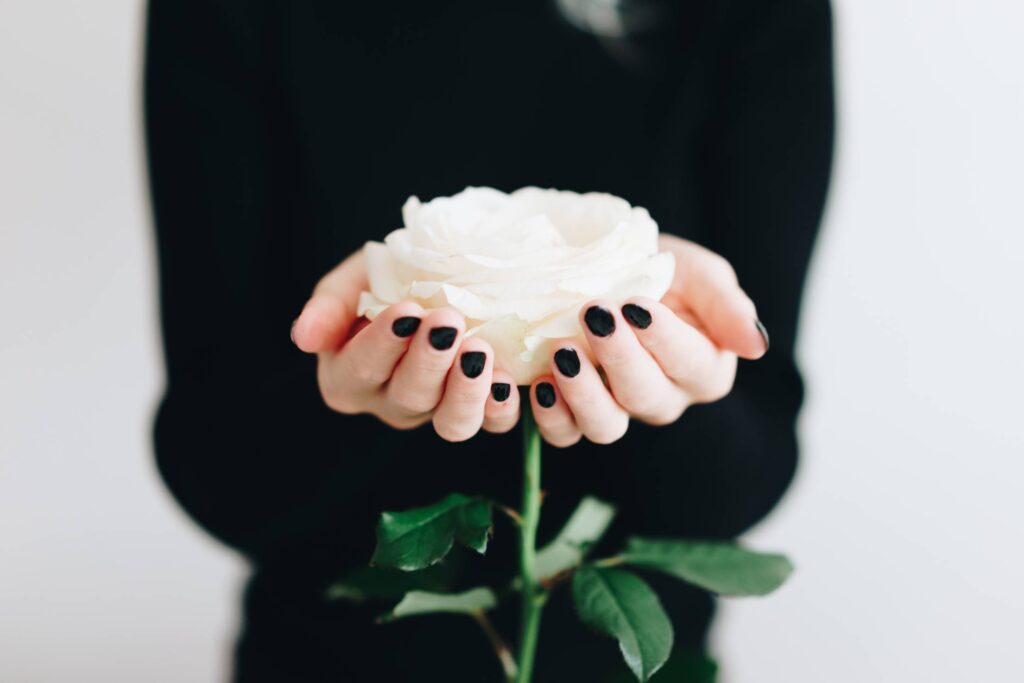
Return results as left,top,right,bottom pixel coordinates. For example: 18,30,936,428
626,0,834,539
144,0,365,564
145,0,834,568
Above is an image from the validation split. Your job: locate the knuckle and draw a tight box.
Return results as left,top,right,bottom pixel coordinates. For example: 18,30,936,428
617,391,662,420
642,400,688,426
448,384,486,408
587,419,629,445
416,353,455,375
379,413,424,430
389,391,437,416
545,431,582,449
643,408,683,427
707,252,738,284
660,351,700,381
482,417,517,434
696,373,736,403
324,393,360,415
597,345,632,369
351,362,387,386
319,382,361,414
637,329,665,355
707,379,735,403
311,278,332,298
565,390,601,417
433,417,478,443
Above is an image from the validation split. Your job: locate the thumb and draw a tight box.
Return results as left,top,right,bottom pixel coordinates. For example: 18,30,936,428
661,236,768,360
292,249,368,353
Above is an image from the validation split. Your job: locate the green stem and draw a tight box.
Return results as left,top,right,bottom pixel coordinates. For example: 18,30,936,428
516,406,545,683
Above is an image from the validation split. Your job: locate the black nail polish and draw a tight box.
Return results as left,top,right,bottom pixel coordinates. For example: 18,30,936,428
754,319,770,351
554,348,580,378
491,383,511,402
428,326,458,350
392,316,421,338
621,303,652,329
460,351,486,378
536,382,556,408
584,306,615,337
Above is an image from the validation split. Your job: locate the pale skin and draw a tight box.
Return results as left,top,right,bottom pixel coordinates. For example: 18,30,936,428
292,235,769,447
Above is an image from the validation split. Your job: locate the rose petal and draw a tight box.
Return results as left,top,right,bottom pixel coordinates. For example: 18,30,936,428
359,187,676,384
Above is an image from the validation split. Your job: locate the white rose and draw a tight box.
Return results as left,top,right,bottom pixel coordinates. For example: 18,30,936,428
358,186,675,385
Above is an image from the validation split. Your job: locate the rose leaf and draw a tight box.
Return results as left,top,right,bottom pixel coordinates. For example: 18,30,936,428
380,587,497,622
621,538,793,597
572,567,674,683
371,493,492,571
534,495,616,580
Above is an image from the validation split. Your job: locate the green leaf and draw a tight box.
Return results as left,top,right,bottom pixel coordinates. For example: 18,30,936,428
383,587,497,621
621,538,793,596
371,493,492,571
534,496,616,579
325,564,455,601
572,567,674,682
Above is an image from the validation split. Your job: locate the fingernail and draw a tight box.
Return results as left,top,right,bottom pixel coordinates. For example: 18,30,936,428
621,303,652,329
584,306,616,337
392,316,421,338
460,351,486,378
754,318,770,351
290,319,298,345
428,326,458,350
491,382,511,402
554,348,580,378
536,382,556,408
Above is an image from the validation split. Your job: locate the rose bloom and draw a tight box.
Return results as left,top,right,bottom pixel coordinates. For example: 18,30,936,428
358,187,674,384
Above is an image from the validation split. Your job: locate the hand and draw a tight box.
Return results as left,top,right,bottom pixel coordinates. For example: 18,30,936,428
528,234,770,447
291,250,521,441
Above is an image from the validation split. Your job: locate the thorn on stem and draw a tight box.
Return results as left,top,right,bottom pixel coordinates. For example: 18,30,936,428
497,503,524,526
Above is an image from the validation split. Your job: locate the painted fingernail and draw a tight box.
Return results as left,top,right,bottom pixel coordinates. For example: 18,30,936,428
584,306,615,337
392,316,421,338
621,303,652,329
428,326,458,350
460,351,486,378
754,318,770,351
491,382,511,402
536,382,556,408
554,348,580,378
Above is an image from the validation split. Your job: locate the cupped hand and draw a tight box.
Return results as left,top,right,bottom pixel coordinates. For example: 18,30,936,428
528,234,770,447
291,251,520,441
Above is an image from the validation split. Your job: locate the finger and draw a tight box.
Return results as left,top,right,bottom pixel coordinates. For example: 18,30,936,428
529,376,581,448
659,235,768,359
386,308,465,416
431,337,494,442
482,369,521,434
549,342,629,444
621,297,738,403
580,302,688,425
328,301,425,394
293,250,368,353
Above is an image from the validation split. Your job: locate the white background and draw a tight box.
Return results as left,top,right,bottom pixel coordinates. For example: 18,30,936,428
1,1,1022,681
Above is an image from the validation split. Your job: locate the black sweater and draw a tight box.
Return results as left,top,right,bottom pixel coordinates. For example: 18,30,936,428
144,1,833,680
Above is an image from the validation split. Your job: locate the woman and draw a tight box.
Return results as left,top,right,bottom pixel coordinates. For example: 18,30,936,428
145,0,833,680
